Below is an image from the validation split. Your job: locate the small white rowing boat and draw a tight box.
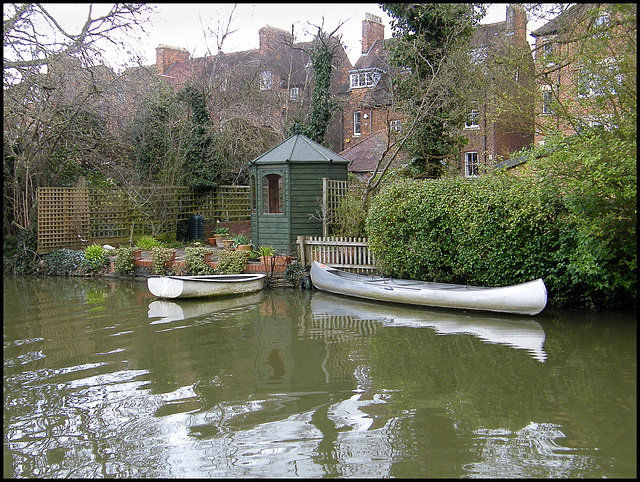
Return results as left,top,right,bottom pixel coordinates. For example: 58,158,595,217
147,273,266,299
309,261,547,316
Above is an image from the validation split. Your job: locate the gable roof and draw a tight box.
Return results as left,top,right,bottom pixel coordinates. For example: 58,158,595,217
531,4,596,38
251,134,350,165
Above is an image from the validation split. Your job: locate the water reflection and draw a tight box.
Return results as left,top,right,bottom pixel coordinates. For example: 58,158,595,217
148,291,266,324
3,277,636,478
310,291,547,362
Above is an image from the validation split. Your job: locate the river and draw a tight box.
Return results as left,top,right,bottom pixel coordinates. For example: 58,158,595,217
3,276,636,478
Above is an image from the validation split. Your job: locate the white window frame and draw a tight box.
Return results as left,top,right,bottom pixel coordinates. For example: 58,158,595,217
353,111,362,136
465,103,480,128
259,70,272,90
465,152,479,178
543,42,554,67
542,87,553,115
390,119,402,132
577,59,621,98
289,86,299,101
349,68,383,89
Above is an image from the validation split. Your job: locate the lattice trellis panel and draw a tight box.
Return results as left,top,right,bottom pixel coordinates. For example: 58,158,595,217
37,185,250,253
37,187,91,252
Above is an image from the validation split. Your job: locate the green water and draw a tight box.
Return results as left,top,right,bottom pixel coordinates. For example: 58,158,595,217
3,276,636,478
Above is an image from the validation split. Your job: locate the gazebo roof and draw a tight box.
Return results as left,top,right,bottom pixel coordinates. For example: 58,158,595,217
251,134,350,165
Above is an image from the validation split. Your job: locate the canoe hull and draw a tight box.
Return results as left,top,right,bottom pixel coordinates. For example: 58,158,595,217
147,274,265,299
309,262,547,316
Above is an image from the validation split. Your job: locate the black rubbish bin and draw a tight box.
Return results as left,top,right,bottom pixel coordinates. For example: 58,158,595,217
188,214,204,242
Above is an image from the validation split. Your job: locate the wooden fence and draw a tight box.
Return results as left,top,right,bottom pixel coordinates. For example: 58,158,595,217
297,236,376,272
37,185,249,253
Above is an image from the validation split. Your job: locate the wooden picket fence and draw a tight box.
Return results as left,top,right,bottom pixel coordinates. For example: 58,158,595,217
37,185,249,253
297,236,376,272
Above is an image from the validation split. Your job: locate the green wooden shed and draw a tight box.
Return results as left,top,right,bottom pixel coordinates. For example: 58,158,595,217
249,134,350,254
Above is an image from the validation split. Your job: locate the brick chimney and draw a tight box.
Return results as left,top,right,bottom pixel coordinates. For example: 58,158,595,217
156,45,189,75
362,13,384,54
506,4,527,41
259,25,293,54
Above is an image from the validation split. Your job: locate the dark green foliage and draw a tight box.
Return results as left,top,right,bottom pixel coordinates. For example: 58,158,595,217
183,246,215,275
291,30,340,144
114,246,136,276
217,249,250,274
366,131,636,310
177,85,221,190
382,3,484,175
3,228,38,275
303,34,334,144
131,85,185,185
42,249,85,276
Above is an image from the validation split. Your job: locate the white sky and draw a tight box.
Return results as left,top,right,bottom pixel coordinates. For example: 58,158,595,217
32,4,542,72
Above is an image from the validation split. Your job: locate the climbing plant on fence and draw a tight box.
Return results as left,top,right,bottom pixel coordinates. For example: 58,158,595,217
37,185,249,253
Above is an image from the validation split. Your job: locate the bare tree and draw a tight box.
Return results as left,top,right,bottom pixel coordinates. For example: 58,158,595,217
3,3,152,234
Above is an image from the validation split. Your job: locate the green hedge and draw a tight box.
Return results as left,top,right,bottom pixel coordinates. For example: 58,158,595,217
365,148,635,311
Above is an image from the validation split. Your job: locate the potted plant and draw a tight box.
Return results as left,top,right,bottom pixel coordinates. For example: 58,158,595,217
214,226,229,248
257,245,275,275
233,234,252,251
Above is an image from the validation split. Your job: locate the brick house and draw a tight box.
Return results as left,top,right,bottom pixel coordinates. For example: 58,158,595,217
530,3,631,146
459,4,534,177
154,26,352,153
338,13,411,179
339,7,536,179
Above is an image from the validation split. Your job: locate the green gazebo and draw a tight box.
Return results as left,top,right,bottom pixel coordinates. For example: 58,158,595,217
249,134,350,254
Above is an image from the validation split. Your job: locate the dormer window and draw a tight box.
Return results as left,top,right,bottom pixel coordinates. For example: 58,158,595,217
349,68,383,89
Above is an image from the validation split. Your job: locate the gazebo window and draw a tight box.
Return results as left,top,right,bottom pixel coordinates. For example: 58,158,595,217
262,173,284,214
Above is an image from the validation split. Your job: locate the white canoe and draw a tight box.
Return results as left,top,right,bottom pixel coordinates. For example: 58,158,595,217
147,273,266,299
309,261,547,316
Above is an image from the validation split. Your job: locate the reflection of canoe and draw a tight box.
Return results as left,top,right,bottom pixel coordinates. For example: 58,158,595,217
148,290,266,324
147,274,265,299
310,261,547,316
311,291,547,362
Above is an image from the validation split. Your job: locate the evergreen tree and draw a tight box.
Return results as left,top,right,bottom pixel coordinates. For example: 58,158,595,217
382,3,485,176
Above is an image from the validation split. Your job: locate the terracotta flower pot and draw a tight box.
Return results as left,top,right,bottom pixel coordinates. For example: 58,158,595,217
222,238,234,249
236,244,252,251
208,237,216,246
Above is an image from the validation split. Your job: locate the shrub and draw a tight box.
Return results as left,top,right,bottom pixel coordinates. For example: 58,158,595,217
42,249,84,276
184,246,214,275
3,228,38,275
114,246,136,276
365,130,636,311
217,249,250,274
135,235,164,250
83,244,108,272
151,246,174,275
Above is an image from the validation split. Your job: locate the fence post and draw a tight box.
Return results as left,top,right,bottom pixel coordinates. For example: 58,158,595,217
322,178,328,237
297,236,306,267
